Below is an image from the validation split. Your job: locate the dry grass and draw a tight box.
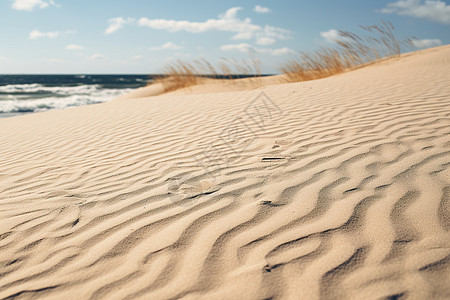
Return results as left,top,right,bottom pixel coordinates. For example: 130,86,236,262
152,56,262,92
281,21,413,82
152,21,413,91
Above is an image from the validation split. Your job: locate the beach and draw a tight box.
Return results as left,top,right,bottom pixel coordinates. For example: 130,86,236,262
0,44,449,299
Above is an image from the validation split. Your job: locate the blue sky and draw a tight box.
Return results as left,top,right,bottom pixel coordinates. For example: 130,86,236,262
0,0,449,74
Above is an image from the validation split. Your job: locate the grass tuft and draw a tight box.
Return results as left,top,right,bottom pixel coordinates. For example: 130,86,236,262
152,56,262,92
280,20,413,82
151,21,414,91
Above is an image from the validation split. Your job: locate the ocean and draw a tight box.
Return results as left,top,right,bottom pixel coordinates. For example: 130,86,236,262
0,75,151,118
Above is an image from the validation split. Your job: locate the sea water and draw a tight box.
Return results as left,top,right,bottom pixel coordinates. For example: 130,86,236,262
0,74,152,118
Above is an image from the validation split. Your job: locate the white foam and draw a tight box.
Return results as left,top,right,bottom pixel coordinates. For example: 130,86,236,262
0,83,101,95
0,87,132,113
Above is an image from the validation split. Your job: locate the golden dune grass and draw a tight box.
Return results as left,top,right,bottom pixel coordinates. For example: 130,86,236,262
152,21,414,93
280,21,413,82
153,56,262,92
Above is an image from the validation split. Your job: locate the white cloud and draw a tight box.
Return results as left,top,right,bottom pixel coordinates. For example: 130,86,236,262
105,17,135,34
138,7,259,35
380,0,450,25
262,25,292,40
257,47,294,56
66,44,83,51
149,42,183,50
131,55,144,60
11,0,56,11
411,38,442,48
29,29,60,39
162,42,183,49
221,43,294,56
256,37,276,45
254,5,271,13
221,43,253,52
89,54,106,60
232,31,254,40
320,29,342,43
29,29,74,39
138,7,291,42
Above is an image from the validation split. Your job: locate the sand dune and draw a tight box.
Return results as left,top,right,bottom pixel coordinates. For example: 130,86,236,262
0,45,449,299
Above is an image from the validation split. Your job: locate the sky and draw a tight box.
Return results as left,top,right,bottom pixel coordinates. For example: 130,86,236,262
0,0,449,74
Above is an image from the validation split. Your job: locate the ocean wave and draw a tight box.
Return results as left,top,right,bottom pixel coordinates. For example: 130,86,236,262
0,88,132,114
0,83,102,95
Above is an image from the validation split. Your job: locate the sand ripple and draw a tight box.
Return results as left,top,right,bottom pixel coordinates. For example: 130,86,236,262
0,46,449,299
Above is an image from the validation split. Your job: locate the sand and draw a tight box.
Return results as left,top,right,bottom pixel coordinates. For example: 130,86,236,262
0,45,449,299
